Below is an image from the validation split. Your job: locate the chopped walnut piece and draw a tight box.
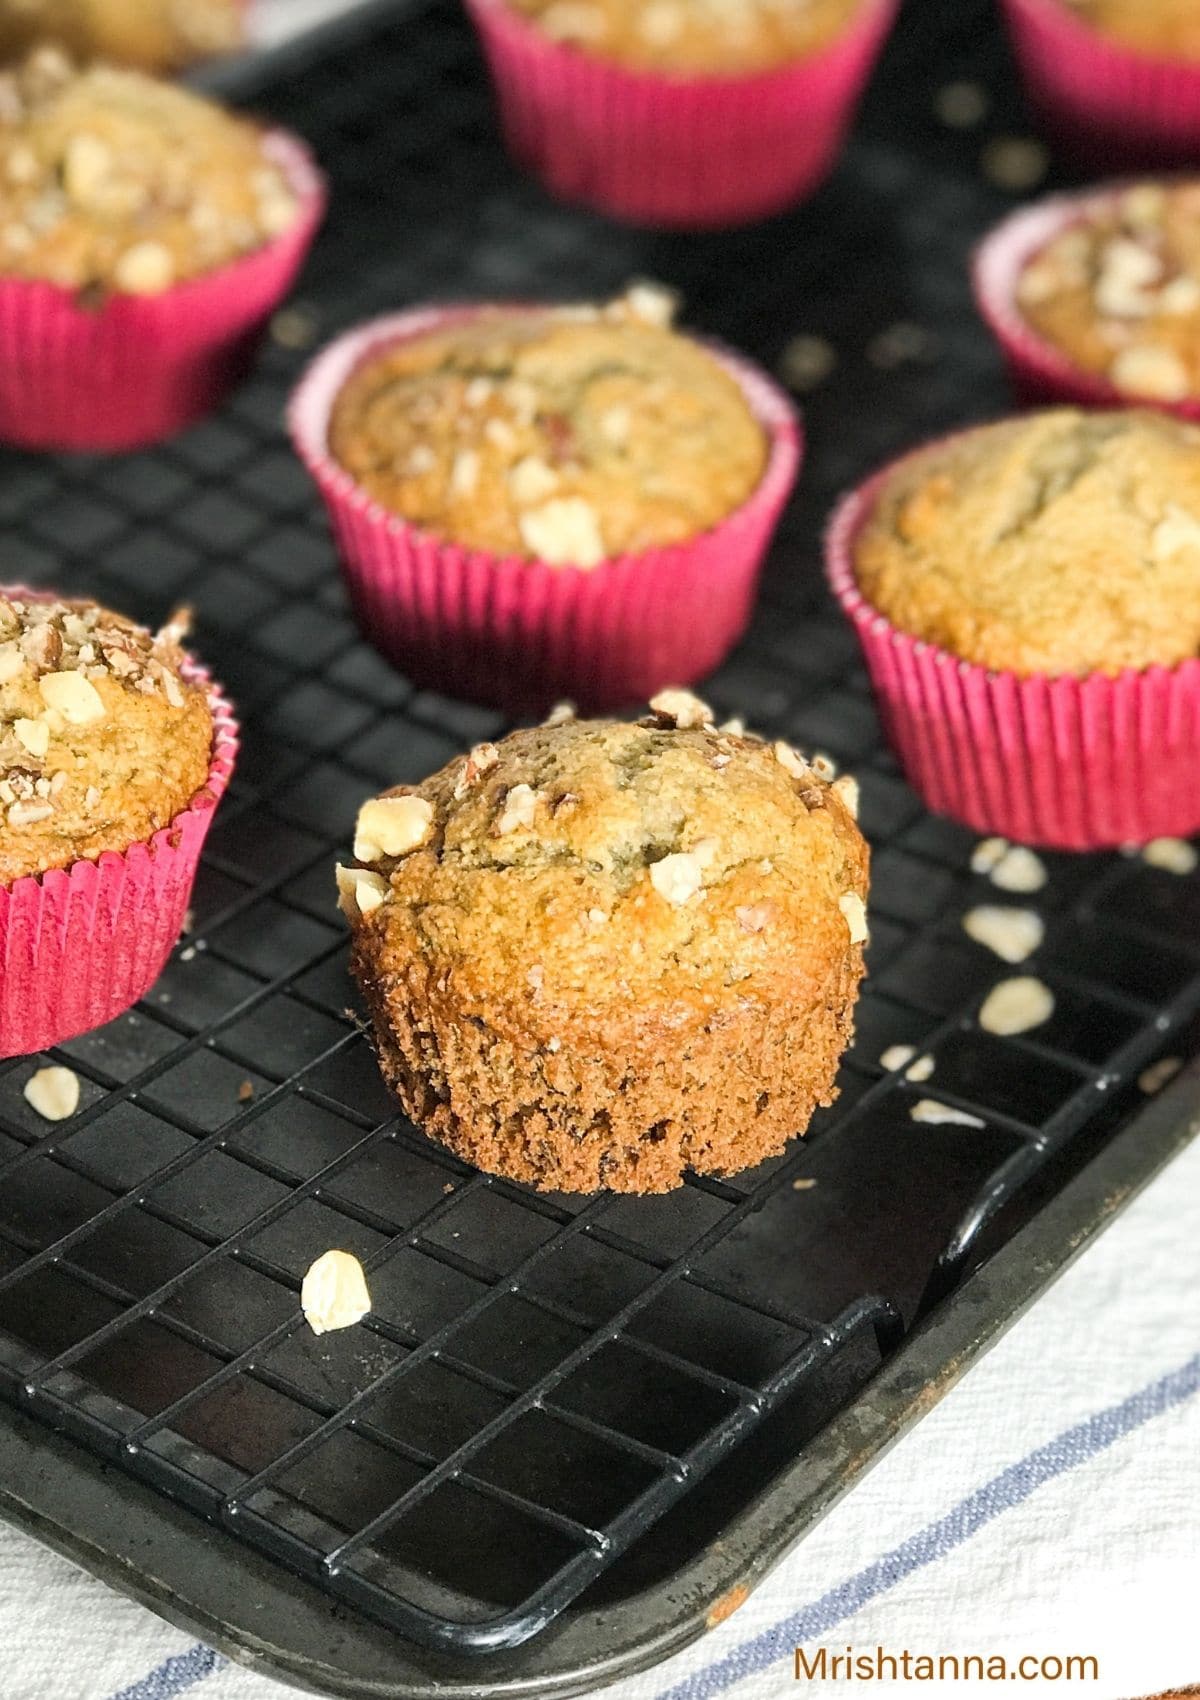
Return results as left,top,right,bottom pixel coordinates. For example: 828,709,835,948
544,701,576,726
773,740,809,780
978,976,1055,1037
649,851,704,907
881,1043,916,1071
910,1100,986,1129
1142,837,1199,875
12,717,48,757
23,1065,79,1121
1111,344,1189,402
839,892,869,945
454,742,499,798
7,799,53,827
831,775,859,819
20,622,61,674
496,783,538,835
336,864,390,923
518,496,605,568
354,795,434,863
113,239,175,296
962,905,1043,963
649,688,712,729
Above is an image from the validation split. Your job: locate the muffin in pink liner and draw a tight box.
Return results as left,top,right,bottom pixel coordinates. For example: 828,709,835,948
462,0,898,228
0,130,325,453
288,301,801,716
1000,0,1200,167
0,591,238,1058
826,416,1200,851
974,182,1200,418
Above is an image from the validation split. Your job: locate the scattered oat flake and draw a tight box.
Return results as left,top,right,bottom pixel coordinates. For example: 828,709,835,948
301,1250,371,1336
778,334,836,393
881,1043,916,1072
910,1100,986,1129
905,1053,936,1083
962,905,1044,964
979,976,1055,1037
982,137,1049,192
23,1065,79,1121
1139,1056,1183,1095
1142,838,1198,876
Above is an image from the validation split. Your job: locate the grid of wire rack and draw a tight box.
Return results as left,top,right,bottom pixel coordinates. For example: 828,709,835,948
0,0,1198,1661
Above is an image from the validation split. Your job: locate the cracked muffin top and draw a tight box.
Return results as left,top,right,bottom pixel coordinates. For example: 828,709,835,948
507,0,866,76
0,593,213,884
853,409,1200,677
337,690,867,1033
0,0,243,74
0,47,300,294
1059,0,1200,59
1017,182,1200,403
327,289,769,566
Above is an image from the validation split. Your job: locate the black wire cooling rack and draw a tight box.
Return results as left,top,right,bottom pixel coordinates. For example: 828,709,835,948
0,0,1198,1680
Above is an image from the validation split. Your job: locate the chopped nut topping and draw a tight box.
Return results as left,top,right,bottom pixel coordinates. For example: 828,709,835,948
39,669,104,724
353,794,434,862
910,1099,986,1128
113,239,175,296
649,851,704,907
988,845,1047,894
615,280,679,329
336,864,389,923
23,1064,79,1121
839,892,869,945
978,976,1055,1036
649,688,712,729
301,1249,372,1336
494,783,538,836
7,799,52,828
508,455,560,506
62,132,112,207
1152,505,1200,560
773,740,809,780
12,717,48,757
544,700,576,726
962,905,1044,963
1142,836,1198,875
518,496,605,568
831,774,859,819
20,621,61,673
454,741,500,798
1111,344,1190,402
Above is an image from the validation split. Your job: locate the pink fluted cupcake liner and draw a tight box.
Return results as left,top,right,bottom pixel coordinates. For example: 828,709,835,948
463,0,897,228
0,609,239,1058
1001,0,1200,167
826,445,1200,851
974,184,1200,418
0,130,325,453
289,305,801,715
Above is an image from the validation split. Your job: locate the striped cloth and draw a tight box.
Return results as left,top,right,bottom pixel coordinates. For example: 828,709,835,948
2,1132,1197,1700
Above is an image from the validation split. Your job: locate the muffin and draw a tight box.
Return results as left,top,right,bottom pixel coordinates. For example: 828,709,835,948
1001,0,1200,166
0,0,244,73
828,409,1200,848
0,590,237,1057
0,48,324,449
291,291,800,713
336,692,867,1194
463,0,898,227
976,180,1200,415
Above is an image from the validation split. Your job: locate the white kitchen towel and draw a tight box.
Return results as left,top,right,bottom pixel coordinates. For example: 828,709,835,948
0,1127,1195,1700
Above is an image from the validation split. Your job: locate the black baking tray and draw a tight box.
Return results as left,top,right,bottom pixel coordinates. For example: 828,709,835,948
1,0,1199,1692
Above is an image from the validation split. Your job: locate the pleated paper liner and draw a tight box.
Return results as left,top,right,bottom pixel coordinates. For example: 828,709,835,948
826,447,1200,851
0,130,326,453
463,0,898,228
289,304,802,716
974,184,1200,419
1001,0,1200,167
0,623,239,1059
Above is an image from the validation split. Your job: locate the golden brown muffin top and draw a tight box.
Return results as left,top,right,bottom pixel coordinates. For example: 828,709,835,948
1060,0,1200,59
1018,182,1200,402
509,0,865,75
337,691,867,1043
0,593,214,883
328,289,769,565
0,0,243,74
853,409,1200,677
0,48,299,294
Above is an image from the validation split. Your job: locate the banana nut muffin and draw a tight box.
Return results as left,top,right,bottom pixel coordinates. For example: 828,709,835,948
0,593,213,883
507,0,866,75
0,47,299,294
1058,0,1200,59
336,691,868,1194
853,409,1200,677
0,0,243,73
1017,182,1200,403
327,288,769,567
